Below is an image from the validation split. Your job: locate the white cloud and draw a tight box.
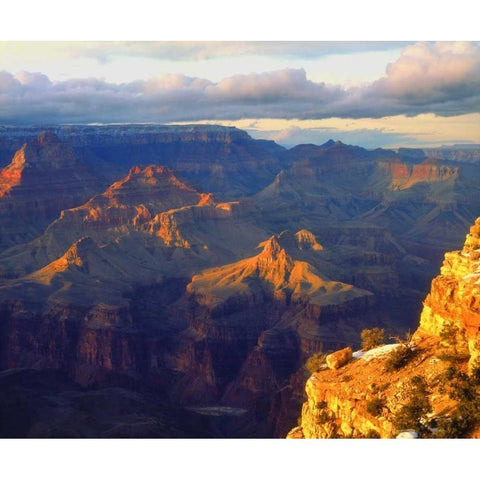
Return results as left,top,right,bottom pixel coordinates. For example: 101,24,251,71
0,42,479,124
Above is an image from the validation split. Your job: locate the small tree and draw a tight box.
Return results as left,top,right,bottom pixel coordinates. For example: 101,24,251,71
434,366,480,438
385,344,415,372
361,328,385,351
393,375,432,436
305,352,327,373
471,359,480,385
439,323,460,357
366,396,385,417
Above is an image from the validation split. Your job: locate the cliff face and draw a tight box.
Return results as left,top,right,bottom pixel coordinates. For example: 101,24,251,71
0,125,286,199
287,336,463,439
174,230,381,418
0,132,102,251
0,165,267,279
1,128,479,438
416,217,480,371
378,158,458,191
288,217,480,439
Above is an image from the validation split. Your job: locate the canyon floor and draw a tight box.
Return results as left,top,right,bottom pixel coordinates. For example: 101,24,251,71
1,126,479,438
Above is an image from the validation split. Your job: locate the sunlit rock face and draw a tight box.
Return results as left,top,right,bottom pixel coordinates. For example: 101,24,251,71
288,219,480,439
1,127,480,438
416,217,480,371
0,125,287,199
286,336,461,439
0,132,102,251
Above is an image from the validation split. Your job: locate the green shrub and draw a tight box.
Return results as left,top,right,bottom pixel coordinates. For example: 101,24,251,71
393,375,431,435
385,345,415,372
435,415,472,438
470,360,480,385
366,397,385,417
434,366,480,438
305,352,327,373
317,410,330,424
361,328,385,351
438,322,469,360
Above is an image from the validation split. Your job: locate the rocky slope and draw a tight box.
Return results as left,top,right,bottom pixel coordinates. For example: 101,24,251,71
0,125,286,199
259,142,480,253
0,164,268,279
416,217,480,372
170,230,387,423
187,231,370,313
1,127,479,438
288,218,480,439
0,132,102,251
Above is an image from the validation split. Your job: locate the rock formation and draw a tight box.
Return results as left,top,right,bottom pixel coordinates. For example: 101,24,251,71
1,127,479,438
326,347,352,369
0,132,102,251
288,217,480,439
0,164,268,279
415,217,480,372
0,125,287,199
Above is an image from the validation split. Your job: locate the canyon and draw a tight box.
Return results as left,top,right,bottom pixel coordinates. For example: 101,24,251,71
0,126,479,437
289,217,480,439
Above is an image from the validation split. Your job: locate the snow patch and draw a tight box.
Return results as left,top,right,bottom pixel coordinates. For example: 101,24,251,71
463,272,480,280
353,343,402,362
396,430,418,439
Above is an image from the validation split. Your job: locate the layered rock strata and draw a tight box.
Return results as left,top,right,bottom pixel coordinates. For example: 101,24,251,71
416,217,480,371
288,218,480,439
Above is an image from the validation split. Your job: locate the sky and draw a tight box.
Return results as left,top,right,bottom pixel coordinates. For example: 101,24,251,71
1,40,479,148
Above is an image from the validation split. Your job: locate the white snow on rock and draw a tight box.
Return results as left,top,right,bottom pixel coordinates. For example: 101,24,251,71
353,343,402,362
463,272,480,280
396,430,418,439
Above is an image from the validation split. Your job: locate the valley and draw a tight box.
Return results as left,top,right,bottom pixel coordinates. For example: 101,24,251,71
0,125,479,437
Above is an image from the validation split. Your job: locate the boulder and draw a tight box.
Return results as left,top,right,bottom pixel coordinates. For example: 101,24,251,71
326,347,353,370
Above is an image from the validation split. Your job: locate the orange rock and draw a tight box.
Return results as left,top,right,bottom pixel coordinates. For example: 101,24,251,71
326,347,353,370
416,216,480,372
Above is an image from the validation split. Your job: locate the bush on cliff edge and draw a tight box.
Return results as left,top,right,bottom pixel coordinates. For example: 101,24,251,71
361,328,385,351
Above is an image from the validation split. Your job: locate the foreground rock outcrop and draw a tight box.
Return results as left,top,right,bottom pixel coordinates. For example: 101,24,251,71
416,217,480,372
288,217,480,439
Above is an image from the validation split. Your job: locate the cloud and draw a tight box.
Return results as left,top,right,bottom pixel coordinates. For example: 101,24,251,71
361,42,480,115
384,42,480,98
0,42,479,124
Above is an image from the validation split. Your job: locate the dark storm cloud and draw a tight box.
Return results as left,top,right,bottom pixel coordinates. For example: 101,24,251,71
1,42,479,124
